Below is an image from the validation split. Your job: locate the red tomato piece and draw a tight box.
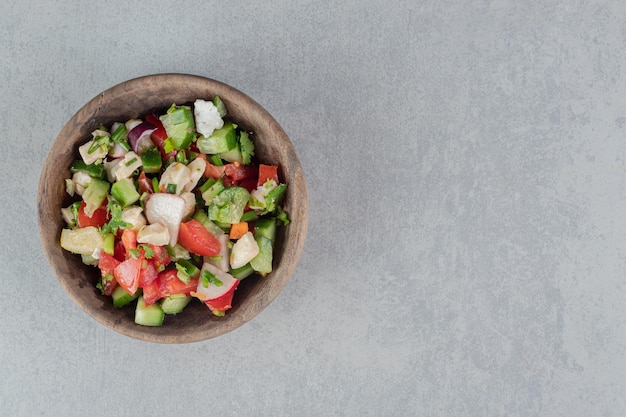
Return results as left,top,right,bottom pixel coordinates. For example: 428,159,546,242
205,162,225,179
97,254,121,296
99,276,118,296
139,260,158,287
98,253,121,275
222,175,237,187
224,163,256,182
257,164,279,186
239,177,258,193
177,219,221,256
77,200,109,228
204,281,239,314
121,229,137,258
158,269,199,297
113,256,142,295
113,241,126,262
145,114,177,159
138,171,154,194
150,245,171,272
142,279,162,306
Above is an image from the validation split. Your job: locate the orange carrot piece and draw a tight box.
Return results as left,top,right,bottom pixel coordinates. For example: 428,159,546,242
229,221,249,240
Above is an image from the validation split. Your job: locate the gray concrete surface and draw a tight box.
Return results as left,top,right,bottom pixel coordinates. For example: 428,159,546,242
3,0,626,415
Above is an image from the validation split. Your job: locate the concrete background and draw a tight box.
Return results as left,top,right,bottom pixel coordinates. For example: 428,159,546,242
3,0,626,415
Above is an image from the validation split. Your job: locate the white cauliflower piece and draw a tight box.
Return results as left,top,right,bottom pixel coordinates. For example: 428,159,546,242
194,99,224,138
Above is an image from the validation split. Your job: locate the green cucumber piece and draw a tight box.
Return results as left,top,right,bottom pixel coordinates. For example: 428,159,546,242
201,178,225,205
135,296,165,326
240,210,258,223
141,147,162,174
219,145,243,164
159,105,195,150
112,285,141,308
103,233,115,255
196,121,237,154
82,178,110,216
70,160,105,179
111,178,140,207
254,218,277,242
213,96,227,117
161,294,192,315
249,236,273,275
193,209,225,237
230,263,255,280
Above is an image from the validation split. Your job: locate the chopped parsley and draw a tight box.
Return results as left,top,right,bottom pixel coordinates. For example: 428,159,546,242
101,200,131,235
129,244,154,259
239,131,254,165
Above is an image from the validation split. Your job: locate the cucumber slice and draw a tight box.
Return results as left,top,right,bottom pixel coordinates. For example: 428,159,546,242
201,178,225,206
111,177,140,207
254,218,277,242
196,121,237,154
219,145,243,164
230,263,255,279
135,296,165,326
70,159,105,179
213,96,227,118
249,236,272,275
141,147,162,174
159,105,195,150
112,285,141,308
82,178,110,217
161,295,192,315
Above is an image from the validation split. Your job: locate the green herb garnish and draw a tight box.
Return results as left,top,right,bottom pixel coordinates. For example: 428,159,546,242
101,200,131,235
201,270,223,288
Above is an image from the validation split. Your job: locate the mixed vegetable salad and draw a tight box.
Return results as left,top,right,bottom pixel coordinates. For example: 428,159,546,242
59,97,289,326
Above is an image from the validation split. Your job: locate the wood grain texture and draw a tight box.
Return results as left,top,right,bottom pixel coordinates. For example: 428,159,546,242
37,74,308,343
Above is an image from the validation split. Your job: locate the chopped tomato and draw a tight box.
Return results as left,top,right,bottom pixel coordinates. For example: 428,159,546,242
142,279,161,306
150,245,170,272
77,200,109,228
177,219,221,256
145,114,177,159
202,160,225,179
113,241,126,262
99,275,118,296
114,256,142,295
98,253,121,275
98,254,121,296
204,281,239,314
139,260,158,287
222,175,237,187
225,162,256,182
158,269,199,297
257,164,279,186
121,229,137,258
138,171,154,194
239,177,258,192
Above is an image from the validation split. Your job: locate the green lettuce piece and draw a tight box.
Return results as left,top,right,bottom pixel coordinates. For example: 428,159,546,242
209,186,250,224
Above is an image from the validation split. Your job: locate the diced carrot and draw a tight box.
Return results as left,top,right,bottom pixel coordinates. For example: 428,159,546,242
229,221,249,240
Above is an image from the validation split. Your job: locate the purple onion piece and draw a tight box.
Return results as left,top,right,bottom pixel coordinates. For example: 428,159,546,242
128,121,157,154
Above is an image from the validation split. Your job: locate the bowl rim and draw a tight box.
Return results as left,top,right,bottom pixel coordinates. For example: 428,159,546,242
37,73,308,343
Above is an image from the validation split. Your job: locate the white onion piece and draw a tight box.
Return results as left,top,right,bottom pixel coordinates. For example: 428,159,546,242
194,263,239,300
144,193,186,246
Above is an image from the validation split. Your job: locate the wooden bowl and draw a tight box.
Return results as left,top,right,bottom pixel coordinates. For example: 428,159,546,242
38,74,308,343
